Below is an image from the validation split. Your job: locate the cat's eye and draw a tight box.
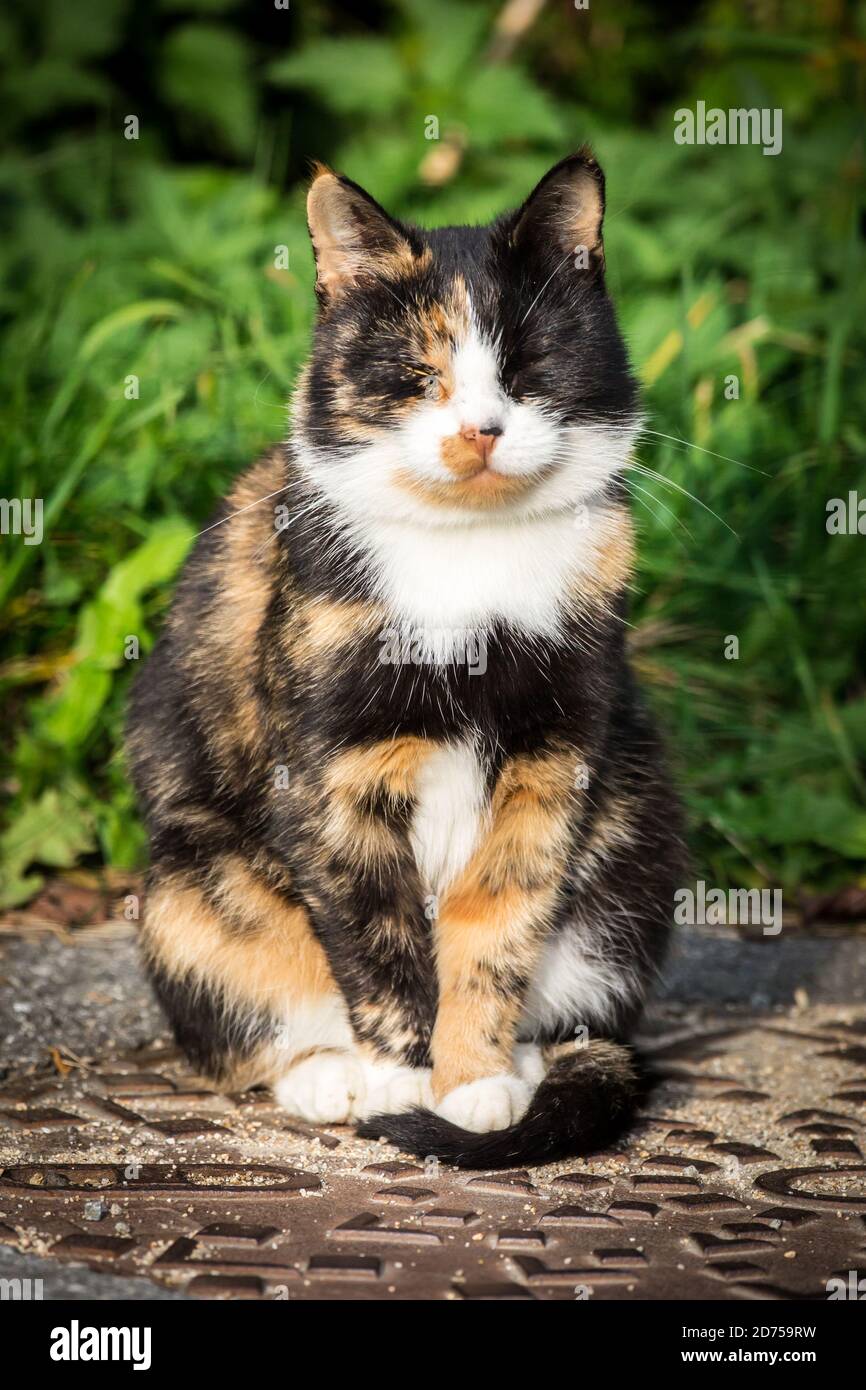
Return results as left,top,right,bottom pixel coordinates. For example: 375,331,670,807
422,374,441,401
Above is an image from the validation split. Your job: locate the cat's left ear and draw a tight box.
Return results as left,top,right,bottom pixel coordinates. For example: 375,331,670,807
306,165,418,305
509,149,605,271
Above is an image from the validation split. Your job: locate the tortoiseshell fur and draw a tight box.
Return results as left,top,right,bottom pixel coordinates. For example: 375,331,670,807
127,153,686,1165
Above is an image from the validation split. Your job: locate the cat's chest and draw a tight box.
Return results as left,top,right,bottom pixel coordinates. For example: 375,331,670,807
360,510,586,640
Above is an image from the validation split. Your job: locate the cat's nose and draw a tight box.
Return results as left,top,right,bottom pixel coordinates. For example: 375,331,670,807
460,423,503,463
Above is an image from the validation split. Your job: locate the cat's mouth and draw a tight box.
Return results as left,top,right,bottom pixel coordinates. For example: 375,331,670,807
393,463,555,511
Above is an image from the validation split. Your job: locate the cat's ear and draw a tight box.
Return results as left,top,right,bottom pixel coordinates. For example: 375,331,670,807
510,149,605,271
307,166,417,304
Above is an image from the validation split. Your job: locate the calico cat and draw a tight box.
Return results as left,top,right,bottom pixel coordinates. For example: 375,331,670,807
127,150,685,1167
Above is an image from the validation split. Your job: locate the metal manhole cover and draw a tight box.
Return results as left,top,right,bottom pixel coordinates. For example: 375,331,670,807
2,1005,866,1299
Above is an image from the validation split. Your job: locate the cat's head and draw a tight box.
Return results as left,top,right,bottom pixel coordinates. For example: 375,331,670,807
294,151,639,528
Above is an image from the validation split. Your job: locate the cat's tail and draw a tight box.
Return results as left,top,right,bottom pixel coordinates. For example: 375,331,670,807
356,1039,638,1170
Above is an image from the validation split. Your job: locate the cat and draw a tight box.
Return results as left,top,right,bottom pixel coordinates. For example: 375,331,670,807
126,150,686,1167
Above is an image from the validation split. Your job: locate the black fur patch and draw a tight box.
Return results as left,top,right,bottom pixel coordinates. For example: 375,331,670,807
146,961,276,1082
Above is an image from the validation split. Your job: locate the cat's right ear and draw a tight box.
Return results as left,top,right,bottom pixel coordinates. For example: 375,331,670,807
306,166,417,306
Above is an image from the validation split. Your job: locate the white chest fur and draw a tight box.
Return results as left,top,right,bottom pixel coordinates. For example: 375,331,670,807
363,509,588,641
410,741,488,896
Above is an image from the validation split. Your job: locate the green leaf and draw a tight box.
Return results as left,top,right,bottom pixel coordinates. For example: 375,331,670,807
43,0,130,61
722,787,866,860
102,517,195,608
2,61,113,121
79,301,184,360
0,790,96,909
39,665,113,746
269,38,410,117
398,0,488,86
161,23,256,157
38,519,195,746
460,67,565,148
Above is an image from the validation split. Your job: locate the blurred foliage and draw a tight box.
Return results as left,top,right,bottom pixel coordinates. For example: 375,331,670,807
1,0,865,907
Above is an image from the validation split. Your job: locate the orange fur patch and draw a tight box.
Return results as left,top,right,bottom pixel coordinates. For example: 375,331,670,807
160,453,284,783
430,747,579,1096
291,597,382,667
393,465,549,511
439,434,485,479
572,505,635,609
320,738,429,871
324,738,428,805
143,866,335,1007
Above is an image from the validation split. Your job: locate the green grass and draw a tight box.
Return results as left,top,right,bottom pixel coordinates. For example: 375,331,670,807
1,0,865,907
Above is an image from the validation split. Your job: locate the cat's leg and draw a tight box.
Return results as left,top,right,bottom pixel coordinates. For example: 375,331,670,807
143,846,433,1121
280,738,439,1109
520,765,680,1047
142,856,366,1121
430,747,578,1132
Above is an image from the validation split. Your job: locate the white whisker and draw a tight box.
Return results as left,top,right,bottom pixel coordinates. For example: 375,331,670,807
628,458,737,537
195,484,293,538
518,248,576,328
623,478,693,542
639,425,768,476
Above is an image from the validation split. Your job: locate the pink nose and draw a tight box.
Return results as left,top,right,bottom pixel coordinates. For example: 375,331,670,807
459,423,503,464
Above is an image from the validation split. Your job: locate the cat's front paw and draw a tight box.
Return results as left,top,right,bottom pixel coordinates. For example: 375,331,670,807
274,1051,364,1124
435,1074,532,1133
357,1060,433,1118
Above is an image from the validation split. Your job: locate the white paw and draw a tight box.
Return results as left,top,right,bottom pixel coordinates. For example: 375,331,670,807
357,1060,433,1118
274,1051,365,1124
435,1074,532,1133
513,1043,547,1087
